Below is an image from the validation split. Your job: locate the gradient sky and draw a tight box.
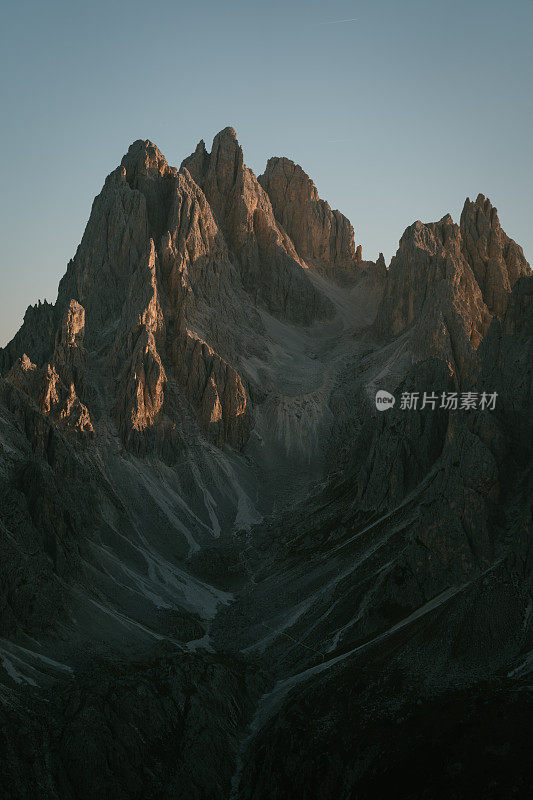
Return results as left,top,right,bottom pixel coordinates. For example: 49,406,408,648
1,0,532,346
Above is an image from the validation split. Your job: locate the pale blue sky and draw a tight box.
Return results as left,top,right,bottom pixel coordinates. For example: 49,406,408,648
1,0,531,346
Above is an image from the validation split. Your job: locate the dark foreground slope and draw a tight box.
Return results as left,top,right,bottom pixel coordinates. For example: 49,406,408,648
0,131,531,799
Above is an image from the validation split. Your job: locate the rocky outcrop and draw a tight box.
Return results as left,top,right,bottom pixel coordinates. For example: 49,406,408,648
159,166,230,306
0,300,56,374
182,128,333,323
479,274,533,452
375,200,531,380
56,165,150,342
5,353,38,394
53,138,255,452
177,331,249,448
116,328,167,444
460,194,530,319
60,299,85,347
375,214,491,378
258,156,359,277
159,165,262,365
4,301,94,437
121,139,178,242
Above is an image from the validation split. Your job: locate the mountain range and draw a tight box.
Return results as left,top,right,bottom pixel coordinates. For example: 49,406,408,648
0,127,531,799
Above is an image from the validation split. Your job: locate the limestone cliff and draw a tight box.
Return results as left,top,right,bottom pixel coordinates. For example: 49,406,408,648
460,193,530,318
258,155,359,276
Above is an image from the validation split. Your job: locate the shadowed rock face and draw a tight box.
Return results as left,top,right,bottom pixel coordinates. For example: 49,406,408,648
121,139,177,242
182,128,334,323
258,156,359,276
375,215,490,379
460,193,530,318
230,273,533,800
0,130,531,800
0,300,57,372
374,204,530,381
50,139,260,452
25,131,345,454
5,300,94,436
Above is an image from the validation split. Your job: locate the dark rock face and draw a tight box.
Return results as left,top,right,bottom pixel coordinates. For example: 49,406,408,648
4,300,94,437
375,198,530,383
258,156,359,275
0,130,531,799
182,128,333,323
238,677,532,800
375,214,492,378
38,139,258,452
460,193,530,318
0,300,57,373
0,649,265,800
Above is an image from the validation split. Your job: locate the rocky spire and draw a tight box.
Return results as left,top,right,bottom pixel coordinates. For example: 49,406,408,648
182,127,243,228
120,139,178,243
374,197,531,379
0,300,57,374
181,128,333,324
6,136,258,453
374,214,492,378
460,193,530,318
258,156,359,276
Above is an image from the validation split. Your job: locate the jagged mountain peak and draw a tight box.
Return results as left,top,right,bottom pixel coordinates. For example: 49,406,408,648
374,192,531,383
460,191,530,318
214,125,239,142
1,131,529,459
121,138,173,181
181,129,336,322
181,126,245,208
261,156,320,202
258,153,360,274
183,127,243,177
397,213,460,255
4,127,371,455
464,191,497,215
0,129,532,799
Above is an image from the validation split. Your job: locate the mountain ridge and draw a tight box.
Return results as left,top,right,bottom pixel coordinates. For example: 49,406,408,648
0,127,531,799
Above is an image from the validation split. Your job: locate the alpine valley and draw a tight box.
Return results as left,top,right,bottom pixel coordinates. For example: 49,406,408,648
0,128,531,799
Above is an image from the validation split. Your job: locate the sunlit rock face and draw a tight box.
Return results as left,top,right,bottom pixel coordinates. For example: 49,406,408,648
374,214,491,380
460,193,530,319
181,127,334,323
374,203,530,382
0,129,531,800
258,156,360,276
4,300,94,436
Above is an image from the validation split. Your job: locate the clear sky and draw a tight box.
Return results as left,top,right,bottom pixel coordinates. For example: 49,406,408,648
1,0,531,346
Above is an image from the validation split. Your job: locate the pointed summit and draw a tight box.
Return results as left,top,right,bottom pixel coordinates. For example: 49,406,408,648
118,139,178,242
121,139,172,183
460,193,530,317
181,128,333,323
216,125,238,141
181,127,245,225
375,214,491,377
258,156,359,275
